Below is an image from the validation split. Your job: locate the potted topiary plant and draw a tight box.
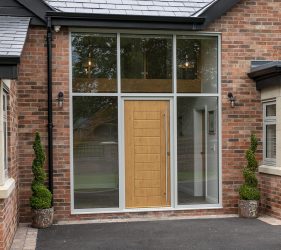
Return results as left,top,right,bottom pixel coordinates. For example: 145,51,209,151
238,134,260,218
30,132,53,228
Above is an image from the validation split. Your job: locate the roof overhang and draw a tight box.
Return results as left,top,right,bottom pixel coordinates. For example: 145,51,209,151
46,11,206,30
197,0,241,28
248,62,281,90
16,0,54,24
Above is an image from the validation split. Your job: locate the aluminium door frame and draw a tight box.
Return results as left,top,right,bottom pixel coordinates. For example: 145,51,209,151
70,30,222,215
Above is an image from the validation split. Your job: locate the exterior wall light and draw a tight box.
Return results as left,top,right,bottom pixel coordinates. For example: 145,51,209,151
228,92,236,108
57,92,64,108
54,25,61,33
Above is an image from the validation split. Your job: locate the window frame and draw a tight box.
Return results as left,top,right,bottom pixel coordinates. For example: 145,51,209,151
3,89,8,178
0,81,9,185
69,29,222,214
263,101,276,166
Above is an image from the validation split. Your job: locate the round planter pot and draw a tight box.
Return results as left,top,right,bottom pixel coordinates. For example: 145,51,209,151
239,200,259,218
32,207,54,229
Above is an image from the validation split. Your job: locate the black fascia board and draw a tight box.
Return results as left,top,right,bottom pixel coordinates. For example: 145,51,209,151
0,56,20,65
46,11,205,30
248,62,281,90
199,0,241,28
16,0,54,24
248,64,281,80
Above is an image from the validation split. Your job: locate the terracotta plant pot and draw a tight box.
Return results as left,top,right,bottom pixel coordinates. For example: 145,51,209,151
239,200,259,218
31,207,54,228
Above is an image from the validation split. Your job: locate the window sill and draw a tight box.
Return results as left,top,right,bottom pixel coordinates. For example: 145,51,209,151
259,165,281,176
0,178,15,199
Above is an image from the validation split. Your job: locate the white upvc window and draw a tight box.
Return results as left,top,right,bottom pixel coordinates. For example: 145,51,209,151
0,82,9,183
0,80,15,199
3,90,8,178
263,101,276,165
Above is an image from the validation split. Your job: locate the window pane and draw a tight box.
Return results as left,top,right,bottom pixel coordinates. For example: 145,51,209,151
72,33,117,93
3,91,8,177
73,97,119,209
266,124,276,159
266,104,276,117
3,121,7,173
3,93,6,112
121,35,172,93
177,36,218,93
177,97,219,205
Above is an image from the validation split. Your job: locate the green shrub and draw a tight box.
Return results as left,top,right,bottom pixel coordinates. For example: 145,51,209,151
238,134,260,201
30,132,52,209
239,184,260,200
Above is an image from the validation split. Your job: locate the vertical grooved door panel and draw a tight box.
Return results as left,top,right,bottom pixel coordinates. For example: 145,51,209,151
125,100,170,208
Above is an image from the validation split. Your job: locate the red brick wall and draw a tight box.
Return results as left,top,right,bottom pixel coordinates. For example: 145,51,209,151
17,27,49,222
17,0,281,222
0,80,19,250
260,174,281,219
206,0,281,219
17,26,71,222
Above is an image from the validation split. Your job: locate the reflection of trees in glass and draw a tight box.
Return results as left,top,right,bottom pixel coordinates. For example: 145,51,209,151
73,97,118,141
121,36,172,79
177,39,200,80
72,34,117,92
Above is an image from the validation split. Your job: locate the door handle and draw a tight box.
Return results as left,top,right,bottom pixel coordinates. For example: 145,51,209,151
163,112,168,203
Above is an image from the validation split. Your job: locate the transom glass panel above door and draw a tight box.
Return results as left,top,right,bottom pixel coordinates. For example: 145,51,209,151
121,35,173,93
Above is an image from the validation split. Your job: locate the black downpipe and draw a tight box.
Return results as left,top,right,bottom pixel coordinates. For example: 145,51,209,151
47,17,54,203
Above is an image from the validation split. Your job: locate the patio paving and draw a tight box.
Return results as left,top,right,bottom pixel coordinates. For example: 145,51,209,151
35,217,281,250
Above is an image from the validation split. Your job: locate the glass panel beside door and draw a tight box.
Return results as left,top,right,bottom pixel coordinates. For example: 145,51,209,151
73,96,119,209
177,97,219,205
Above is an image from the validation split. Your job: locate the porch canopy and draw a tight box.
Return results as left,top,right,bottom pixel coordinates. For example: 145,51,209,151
44,0,241,30
248,61,281,90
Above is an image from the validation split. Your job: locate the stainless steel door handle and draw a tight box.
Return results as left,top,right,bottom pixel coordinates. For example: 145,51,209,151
163,112,168,203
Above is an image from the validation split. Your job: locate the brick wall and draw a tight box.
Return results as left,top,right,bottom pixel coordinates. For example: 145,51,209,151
17,26,71,222
0,80,19,250
17,0,281,222
17,27,49,222
206,0,281,219
260,174,281,219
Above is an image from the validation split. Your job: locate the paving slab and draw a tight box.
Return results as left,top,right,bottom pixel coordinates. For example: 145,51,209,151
36,218,281,250
11,224,37,250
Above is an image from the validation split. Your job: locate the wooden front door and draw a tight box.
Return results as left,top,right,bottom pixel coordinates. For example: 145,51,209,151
125,100,170,208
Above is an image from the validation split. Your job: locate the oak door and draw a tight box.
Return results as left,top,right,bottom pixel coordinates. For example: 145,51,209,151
125,100,170,208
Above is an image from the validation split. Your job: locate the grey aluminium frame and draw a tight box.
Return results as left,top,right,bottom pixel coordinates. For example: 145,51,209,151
69,29,222,214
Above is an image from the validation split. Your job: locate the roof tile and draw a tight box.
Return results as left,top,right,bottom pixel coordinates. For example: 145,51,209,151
0,16,30,58
45,0,216,17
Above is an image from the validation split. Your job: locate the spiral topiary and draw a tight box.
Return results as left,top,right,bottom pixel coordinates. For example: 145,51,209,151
239,134,260,200
30,132,52,209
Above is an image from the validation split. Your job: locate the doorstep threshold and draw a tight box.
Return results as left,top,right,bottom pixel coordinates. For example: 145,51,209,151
56,214,238,225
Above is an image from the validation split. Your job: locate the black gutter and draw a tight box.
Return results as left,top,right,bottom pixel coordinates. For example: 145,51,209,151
46,11,205,30
248,62,281,90
47,17,54,202
248,62,281,80
46,11,205,24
